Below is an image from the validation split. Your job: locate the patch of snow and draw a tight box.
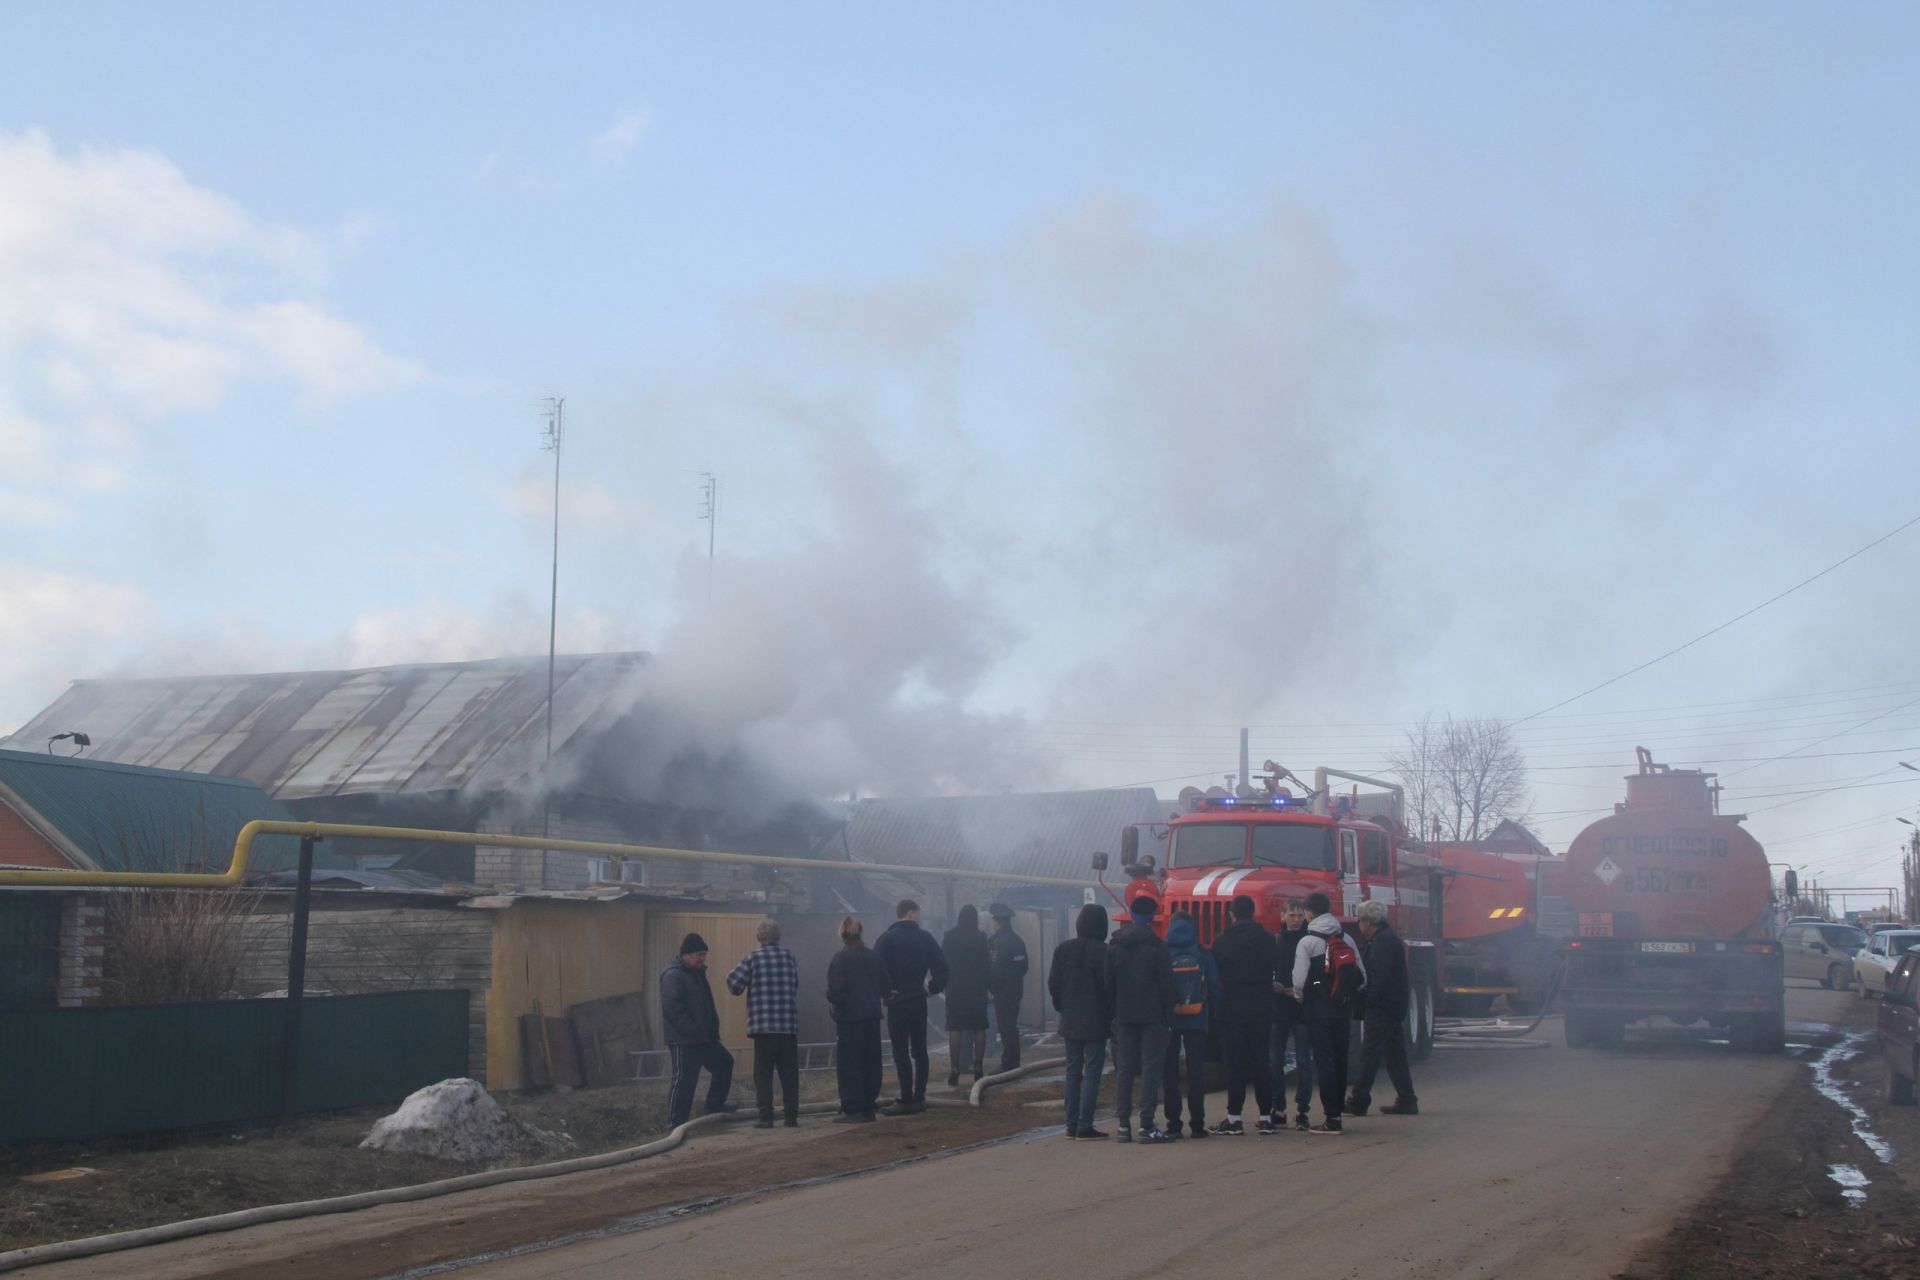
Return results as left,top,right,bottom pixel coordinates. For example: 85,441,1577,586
361,1078,571,1163
1808,1032,1895,1165
1828,1162,1869,1208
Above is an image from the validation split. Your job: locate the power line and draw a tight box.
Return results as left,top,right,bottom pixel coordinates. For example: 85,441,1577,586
1508,510,1920,728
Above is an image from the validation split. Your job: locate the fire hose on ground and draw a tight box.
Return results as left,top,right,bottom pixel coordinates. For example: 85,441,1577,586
0,1056,1060,1275
1431,956,1568,1051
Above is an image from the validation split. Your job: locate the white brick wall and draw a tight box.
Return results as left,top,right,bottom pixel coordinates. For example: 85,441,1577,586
55,894,104,1007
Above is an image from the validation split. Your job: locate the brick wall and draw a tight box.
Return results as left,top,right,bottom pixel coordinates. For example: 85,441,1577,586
236,899,494,1082
475,813,651,891
0,802,73,869
55,893,104,1006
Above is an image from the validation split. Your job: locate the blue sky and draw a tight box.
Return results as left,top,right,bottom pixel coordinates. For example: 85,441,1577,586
3,4,1918,892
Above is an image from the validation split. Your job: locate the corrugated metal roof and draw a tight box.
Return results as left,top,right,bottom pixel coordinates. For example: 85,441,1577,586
1,654,649,802
0,748,334,874
836,788,1166,883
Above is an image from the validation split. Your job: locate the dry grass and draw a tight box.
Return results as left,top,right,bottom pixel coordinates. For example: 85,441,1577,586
0,1072,844,1250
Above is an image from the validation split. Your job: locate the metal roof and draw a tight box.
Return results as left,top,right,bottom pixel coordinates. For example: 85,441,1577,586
0,748,334,874
2,653,650,803
835,787,1165,884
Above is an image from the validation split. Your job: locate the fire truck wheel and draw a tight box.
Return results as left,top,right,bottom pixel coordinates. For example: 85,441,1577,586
1409,984,1435,1061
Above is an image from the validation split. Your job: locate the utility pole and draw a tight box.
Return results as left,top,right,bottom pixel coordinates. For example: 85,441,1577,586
697,472,718,599
540,398,564,887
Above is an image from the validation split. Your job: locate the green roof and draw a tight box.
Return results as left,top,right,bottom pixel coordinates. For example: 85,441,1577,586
0,748,344,875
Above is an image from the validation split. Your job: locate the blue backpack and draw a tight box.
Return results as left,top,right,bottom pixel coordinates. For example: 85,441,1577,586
1170,947,1207,1018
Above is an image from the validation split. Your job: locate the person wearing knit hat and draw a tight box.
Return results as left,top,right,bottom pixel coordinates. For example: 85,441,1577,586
660,932,734,1128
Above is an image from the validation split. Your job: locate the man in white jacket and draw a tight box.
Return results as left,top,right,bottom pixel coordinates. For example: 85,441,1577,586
1287,892,1366,1133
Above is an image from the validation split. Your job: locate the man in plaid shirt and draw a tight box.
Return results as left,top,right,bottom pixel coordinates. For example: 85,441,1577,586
727,919,802,1128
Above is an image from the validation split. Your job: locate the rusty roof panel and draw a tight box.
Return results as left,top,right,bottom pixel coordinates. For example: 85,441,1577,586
2,654,651,802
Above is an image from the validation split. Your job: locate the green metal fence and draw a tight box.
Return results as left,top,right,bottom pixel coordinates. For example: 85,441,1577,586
0,896,58,1011
0,989,469,1143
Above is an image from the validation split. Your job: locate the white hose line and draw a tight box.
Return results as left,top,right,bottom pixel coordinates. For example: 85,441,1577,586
969,1057,1067,1107
3,1057,1075,1274
0,1101,844,1276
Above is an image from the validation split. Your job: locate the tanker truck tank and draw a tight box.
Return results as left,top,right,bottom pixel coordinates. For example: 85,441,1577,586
1562,753,1773,941
1549,748,1785,1053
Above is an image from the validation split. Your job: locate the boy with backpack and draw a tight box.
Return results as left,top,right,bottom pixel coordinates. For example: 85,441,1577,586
1160,911,1220,1138
1287,891,1367,1134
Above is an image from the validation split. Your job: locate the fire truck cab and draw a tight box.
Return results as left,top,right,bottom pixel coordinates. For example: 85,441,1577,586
1100,767,1441,1060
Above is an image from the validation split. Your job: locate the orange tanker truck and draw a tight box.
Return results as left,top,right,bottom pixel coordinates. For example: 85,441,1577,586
1546,748,1785,1052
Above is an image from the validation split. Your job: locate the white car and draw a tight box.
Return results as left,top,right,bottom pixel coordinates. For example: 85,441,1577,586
1853,930,1920,1000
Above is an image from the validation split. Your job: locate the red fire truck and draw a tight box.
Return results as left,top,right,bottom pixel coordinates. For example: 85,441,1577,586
1096,766,1441,1060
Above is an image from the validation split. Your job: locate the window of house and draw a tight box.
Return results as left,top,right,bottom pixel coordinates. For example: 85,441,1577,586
589,857,646,884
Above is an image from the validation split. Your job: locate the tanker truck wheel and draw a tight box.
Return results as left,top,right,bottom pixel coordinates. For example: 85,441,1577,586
1564,1012,1591,1049
1587,1016,1626,1049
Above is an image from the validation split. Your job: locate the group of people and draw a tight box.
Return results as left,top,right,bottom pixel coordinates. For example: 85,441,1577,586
1051,891,1419,1141
655,890,1418,1139
655,900,1030,1129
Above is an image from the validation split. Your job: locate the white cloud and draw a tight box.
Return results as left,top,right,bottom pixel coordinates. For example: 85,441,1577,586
587,108,651,167
0,561,151,735
0,128,423,515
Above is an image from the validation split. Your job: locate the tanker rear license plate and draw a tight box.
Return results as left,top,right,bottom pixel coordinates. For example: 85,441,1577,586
1640,942,1694,953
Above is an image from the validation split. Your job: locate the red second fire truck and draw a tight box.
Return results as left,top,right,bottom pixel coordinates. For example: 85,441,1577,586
1096,765,1441,1060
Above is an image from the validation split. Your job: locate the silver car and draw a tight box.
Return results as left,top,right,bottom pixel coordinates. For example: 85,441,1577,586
1778,921,1868,990
1853,930,1920,1000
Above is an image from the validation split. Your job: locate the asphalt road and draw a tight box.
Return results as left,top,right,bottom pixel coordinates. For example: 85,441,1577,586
431,993,1843,1280
33,987,1852,1280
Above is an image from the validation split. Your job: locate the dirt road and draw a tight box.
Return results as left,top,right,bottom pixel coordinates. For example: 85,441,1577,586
27,987,1864,1280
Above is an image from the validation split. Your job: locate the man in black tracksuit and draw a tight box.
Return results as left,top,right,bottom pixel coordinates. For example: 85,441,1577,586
985,903,1030,1072
872,899,949,1114
659,933,735,1128
1348,899,1419,1116
1108,896,1177,1143
1207,894,1280,1134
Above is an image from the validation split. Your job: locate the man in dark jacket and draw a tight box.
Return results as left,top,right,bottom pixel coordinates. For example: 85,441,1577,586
986,903,1030,1072
1347,899,1419,1117
1271,897,1317,1130
659,933,734,1129
1049,902,1111,1138
1160,912,1219,1139
1207,894,1279,1135
826,915,892,1122
941,905,991,1087
872,899,949,1115
1107,895,1176,1144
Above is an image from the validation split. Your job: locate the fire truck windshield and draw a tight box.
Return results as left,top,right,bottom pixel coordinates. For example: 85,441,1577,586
1251,824,1333,871
1170,824,1247,868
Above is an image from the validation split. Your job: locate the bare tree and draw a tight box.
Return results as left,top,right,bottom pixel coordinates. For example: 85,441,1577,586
1389,714,1530,842
80,794,263,1005
102,888,262,1005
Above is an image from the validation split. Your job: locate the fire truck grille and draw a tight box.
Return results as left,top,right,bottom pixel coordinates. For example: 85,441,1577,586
1172,897,1229,945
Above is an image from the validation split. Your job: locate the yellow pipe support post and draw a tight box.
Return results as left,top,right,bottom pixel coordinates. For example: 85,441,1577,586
0,819,1098,890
